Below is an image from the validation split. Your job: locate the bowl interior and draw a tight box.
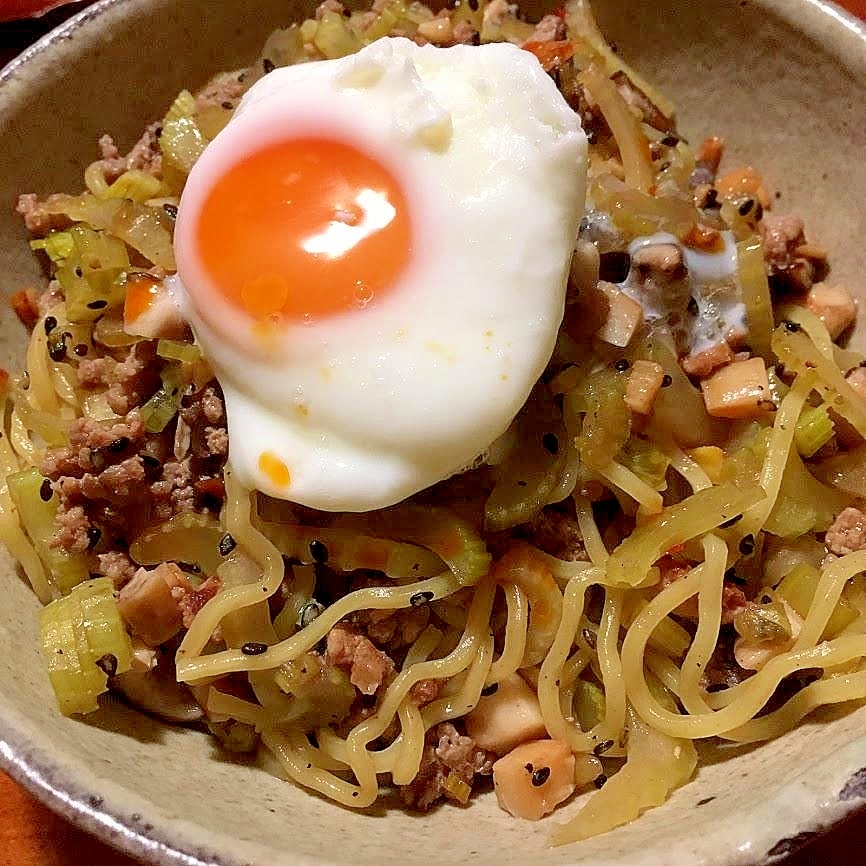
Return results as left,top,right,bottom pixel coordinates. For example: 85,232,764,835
1,1,866,865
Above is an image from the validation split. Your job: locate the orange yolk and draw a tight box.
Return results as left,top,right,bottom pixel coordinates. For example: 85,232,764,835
258,451,291,488
123,273,161,324
195,137,412,322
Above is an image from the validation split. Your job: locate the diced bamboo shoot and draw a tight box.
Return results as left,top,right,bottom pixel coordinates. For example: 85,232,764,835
465,672,547,755
625,360,665,415
493,739,576,820
595,282,643,348
700,357,770,420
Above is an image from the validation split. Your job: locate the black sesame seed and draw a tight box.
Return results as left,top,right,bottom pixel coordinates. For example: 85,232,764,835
719,514,742,528
106,436,130,453
524,763,534,773
480,682,499,697
410,590,435,607
516,480,527,487
593,739,615,756
468,0,479,9
241,642,269,656
754,202,764,222
87,299,108,310
783,320,801,333
221,100,234,109
219,533,237,556
531,767,551,787
309,539,329,563
661,373,673,387
95,653,118,677
47,336,67,362
74,266,83,278
73,343,89,357
598,250,632,283
262,58,276,74
299,601,324,628
613,358,630,372
739,533,756,556
661,133,679,147
43,316,58,335
704,188,721,209
594,774,608,789
87,526,102,549
39,478,53,501
542,432,560,454
162,203,178,220
738,198,755,216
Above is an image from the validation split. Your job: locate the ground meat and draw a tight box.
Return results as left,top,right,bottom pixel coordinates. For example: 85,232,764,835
51,504,91,554
518,506,589,562
174,575,223,628
825,507,866,555
195,71,249,112
759,213,827,293
315,0,344,17
449,19,479,45
325,624,396,696
95,122,162,183
525,12,565,43
680,339,735,378
15,193,72,234
77,342,161,415
96,550,138,586
409,678,443,707
351,605,429,650
399,722,495,810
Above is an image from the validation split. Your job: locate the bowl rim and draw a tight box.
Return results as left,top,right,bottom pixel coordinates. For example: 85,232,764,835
1,1,866,864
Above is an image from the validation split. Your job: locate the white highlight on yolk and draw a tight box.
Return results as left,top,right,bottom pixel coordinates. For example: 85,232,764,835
302,189,397,260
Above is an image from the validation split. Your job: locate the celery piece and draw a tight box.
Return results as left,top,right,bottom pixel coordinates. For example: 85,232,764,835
579,367,630,471
573,677,606,731
157,339,201,364
733,601,792,644
7,468,89,595
776,563,858,639
30,230,75,263
40,577,133,715
161,115,207,184
794,404,835,459
313,9,361,58
56,224,130,323
274,655,355,727
620,437,670,490
140,361,188,433
360,0,409,42
163,88,196,123
105,169,164,202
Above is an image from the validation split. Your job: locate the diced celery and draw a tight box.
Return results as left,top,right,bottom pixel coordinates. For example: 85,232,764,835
795,404,835,459
40,577,133,715
578,367,631,471
313,10,361,58
56,224,130,323
30,230,75,262
163,88,196,123
573,677,606,731
359,0,409,42
733,601,791,644
7,468,89,595
104,169,164,202
157,339,201,364
620,437,670,490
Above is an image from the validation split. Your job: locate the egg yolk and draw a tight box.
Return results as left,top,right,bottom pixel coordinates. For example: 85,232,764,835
195,137,412,322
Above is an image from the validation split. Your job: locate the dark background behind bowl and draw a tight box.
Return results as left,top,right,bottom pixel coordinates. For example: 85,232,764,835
1,1,866,864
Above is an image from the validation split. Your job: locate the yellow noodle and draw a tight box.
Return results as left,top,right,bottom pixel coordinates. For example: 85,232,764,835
538,570,603,752
596,587,626,743
598,460,664,516
656,436,713,492
723,667,866,743
574,493,608,565
487,582,528,684
792,550,866,651
205,688,266,727
678,535,727,714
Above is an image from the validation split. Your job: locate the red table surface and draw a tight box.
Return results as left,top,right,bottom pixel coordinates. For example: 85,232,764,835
2,1,866,864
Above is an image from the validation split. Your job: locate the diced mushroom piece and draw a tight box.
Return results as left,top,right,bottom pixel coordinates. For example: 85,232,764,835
117,562,191,646
416,15,453,43
680,339,735,378
595,281,643,348
625,359,666,415
700,357,771,420
493,739,576,820
804,282,857,340
465,672,547,755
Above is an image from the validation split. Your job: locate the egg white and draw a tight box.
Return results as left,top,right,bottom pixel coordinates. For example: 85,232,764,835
172,36,587,511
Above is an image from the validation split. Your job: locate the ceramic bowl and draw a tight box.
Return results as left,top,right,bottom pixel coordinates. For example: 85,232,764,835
1,1,866,864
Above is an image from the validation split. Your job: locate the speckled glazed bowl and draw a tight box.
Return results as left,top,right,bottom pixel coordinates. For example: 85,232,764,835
1,1,866,864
